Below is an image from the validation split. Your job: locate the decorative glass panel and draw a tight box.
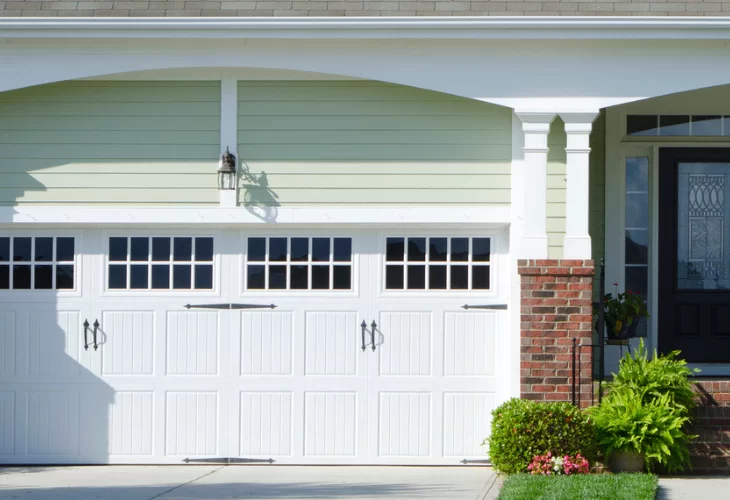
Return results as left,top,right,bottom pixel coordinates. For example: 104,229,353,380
677,163,730,290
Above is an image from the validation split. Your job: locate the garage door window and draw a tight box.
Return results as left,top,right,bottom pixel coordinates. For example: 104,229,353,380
385,236,490,291
107,236,214,290
0,236,75,290
246,237,353,291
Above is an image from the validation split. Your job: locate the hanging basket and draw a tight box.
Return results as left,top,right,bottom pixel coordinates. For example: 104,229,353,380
603,318,640,345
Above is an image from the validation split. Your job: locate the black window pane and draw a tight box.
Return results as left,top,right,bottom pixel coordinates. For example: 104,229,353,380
407,265,426,290
152,238,171,262
109,237,127,262
429,266,447,290
429,238,447,262
626,193,648,228
56,265,74,290
334,238,352,262
35,237,53,262
626,157,649,192
108,264,127,289
195,238,214,262
195,265,213,290
151,265,170,289
312,238,330,262
385,265,404,290
408,238,426,262
173,265,192,289
0,238,8,262
291,238,309,262
269,265,287,289
627,115,658,136
0,266,8,289
130,264,148,289
247,265,266,289
13,237,31,262
291,265,308,289
174,238,192,262
472,266,490,290
659,115,690,136
56,237,74,262
34,265,53,289
692,115,722,136
269,238,287,262
473,238,491,262
13,265,30,289
451,238,469,262
626,230,648,265
312,265,330,290
451,266,468,290
333,265,352,290
626,266,648,298
248,238,266,262
130,237,149,262
386,238,404,262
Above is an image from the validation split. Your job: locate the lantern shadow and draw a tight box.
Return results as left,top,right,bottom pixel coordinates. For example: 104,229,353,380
239,159,280,223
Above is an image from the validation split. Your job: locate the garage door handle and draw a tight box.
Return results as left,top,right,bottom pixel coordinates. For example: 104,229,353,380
360,320,367,352
92,319,100,351
83,319,90,351
461,304,508,310
370,320,377,352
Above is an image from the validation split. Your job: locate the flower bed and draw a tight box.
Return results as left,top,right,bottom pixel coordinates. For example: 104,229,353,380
498,473,658,500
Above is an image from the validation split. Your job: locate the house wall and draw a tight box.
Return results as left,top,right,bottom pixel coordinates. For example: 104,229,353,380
0,81,221,205
236,80,512,207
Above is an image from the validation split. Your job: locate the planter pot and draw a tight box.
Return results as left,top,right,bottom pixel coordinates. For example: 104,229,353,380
609,451,645,473
601,318,640,344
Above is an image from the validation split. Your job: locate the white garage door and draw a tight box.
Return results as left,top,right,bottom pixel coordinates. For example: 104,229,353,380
0,229,507,465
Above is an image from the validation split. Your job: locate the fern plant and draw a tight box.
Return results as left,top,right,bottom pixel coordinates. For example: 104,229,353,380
608,339,699,417
588,389,693,473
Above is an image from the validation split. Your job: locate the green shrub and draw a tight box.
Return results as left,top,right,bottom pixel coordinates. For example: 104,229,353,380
485,399,597,475
608,339,698,417
588,388,693,473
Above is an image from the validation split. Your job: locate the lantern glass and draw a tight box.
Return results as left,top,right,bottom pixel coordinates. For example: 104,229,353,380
219,171,235,190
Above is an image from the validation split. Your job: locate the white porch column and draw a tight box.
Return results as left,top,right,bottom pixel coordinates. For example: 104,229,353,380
559,112,599,259
516,112,555,259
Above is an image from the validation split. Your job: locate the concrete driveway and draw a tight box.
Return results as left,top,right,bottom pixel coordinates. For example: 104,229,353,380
0,466,499,500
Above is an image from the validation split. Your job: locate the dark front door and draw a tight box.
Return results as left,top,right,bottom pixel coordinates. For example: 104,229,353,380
659,148,730,362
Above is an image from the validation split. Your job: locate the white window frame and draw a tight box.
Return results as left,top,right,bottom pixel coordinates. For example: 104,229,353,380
100,230,222,297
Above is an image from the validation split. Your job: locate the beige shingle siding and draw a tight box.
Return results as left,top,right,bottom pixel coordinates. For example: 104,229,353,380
2,0,730,17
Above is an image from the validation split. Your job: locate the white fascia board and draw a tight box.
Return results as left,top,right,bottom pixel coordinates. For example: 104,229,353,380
0,206,511,227
5,17,730,40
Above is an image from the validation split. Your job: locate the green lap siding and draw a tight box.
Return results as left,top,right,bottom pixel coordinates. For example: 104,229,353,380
236,81,512,207
0,81,221,205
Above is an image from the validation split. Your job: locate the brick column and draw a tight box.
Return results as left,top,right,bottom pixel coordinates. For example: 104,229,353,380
518,259,594,408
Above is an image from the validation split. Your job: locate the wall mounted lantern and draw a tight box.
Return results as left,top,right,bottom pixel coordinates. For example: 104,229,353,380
218,147,237,190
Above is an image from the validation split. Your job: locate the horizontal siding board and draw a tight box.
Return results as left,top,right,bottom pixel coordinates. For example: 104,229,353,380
239,145,510,161
239,116,509,131
238,101,497,116
241,174,510,190
0,81,221,205
239,189,510,205
241,162,511,175
0,116,220,131
237,129,511,145
236,86,473,102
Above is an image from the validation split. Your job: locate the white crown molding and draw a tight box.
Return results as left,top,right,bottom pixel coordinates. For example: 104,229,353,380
4,17,730,40
0,206,511,226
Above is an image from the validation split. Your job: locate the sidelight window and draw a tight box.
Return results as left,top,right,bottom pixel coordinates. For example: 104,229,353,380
0,236,75,290
384,236,491,291
107,236,214,290
246,237,353,291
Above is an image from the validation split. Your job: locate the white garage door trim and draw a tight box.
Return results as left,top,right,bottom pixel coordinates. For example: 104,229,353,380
0,227,509,465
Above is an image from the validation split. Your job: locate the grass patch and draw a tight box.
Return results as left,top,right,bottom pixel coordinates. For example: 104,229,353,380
498,473,658,500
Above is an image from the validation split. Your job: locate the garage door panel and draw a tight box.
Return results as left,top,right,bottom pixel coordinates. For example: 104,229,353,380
0,312,16,378
239,391,292,457
27,390,81,457
108,390,153,457
305,311,358,376
442,392,494,458
377,312,431,377
444,312,497,377
378,392,431,457
166,311,219,376
164,391,218,457
240,311,293,376
0,390,14,456
304,391,358,457
101,311,154,376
